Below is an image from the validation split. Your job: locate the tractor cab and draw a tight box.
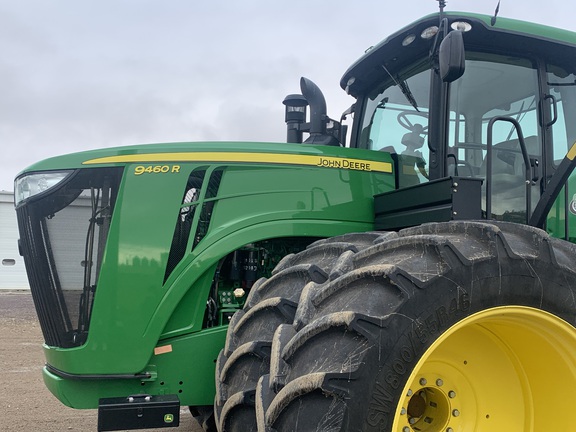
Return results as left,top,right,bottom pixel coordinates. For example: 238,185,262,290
239,10,576,432
341,12,576,235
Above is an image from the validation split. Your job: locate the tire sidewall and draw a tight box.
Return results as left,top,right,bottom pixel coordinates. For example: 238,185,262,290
358,255,576,431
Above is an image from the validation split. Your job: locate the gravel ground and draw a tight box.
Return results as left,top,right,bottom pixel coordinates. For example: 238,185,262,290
0,291,201,432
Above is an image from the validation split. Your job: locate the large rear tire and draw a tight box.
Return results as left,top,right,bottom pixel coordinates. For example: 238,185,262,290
254,221,576,431
214,233,389,431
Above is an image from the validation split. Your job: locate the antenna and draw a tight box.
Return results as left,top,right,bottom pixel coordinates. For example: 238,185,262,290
437,0,446,21
491,0,501,26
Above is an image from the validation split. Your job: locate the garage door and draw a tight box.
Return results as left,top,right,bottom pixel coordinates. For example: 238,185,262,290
0,192,29,289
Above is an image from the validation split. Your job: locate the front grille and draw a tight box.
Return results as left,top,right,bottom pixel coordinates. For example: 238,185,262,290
16,167,123,348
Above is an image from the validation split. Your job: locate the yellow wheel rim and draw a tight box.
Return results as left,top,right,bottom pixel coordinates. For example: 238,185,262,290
392,306,576,431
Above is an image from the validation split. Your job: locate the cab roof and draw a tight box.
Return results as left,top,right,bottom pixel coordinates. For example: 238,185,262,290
341,12,576,98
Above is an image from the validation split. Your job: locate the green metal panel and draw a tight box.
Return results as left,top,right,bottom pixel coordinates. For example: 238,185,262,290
20,141,394,407
43,326,227,408
448,12,576,44
546,172,576,242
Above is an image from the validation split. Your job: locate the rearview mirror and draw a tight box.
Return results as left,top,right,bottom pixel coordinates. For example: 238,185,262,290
439,30,465,82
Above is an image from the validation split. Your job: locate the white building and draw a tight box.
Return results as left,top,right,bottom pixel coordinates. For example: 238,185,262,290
0,191,29,289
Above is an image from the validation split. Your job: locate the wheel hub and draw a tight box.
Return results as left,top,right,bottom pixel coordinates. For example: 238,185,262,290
393,306,576,431
400,376,457,431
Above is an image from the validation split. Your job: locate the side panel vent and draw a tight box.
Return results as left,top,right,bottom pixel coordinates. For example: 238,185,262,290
163,169,206,283
193,168,224,248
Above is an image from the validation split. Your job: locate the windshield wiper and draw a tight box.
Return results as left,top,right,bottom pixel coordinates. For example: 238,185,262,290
382,65,420,111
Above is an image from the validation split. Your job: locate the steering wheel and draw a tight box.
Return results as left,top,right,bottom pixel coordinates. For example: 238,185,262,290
397,111,429,134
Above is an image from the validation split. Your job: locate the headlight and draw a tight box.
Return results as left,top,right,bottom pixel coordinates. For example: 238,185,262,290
14,171,73,205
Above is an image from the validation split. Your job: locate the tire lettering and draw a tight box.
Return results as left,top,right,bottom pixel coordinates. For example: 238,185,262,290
436,306,449,327
400,346,413,362
449,298,459,316
414,320,429,344
460,292,470,311
392,360,406,375
425,314,438,333
367,381,394,427
367,291,471,429
385,372,401,389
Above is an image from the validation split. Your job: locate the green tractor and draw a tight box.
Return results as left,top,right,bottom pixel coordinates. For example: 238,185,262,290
14,3,576,432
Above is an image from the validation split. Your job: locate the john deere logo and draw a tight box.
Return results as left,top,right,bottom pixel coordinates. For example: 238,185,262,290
164,414,174,424
570,194,576,216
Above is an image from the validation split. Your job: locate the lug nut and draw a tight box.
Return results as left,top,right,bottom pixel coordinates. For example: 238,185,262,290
448,390,456,398
409,417,417,424
400,408,407,415
436,379,443,386
452,409,460,417
403,427,410,432
407,389,413,396
419,378,427,386
447,428,454,432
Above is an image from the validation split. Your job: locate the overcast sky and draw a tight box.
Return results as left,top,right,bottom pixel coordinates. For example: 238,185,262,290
0,0,571,191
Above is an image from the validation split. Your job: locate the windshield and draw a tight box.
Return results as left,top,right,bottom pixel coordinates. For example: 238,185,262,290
358,52,545,219
359,65,431,187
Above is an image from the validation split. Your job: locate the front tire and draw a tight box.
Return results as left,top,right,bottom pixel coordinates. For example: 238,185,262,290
256,221,576,431
215,233,387,431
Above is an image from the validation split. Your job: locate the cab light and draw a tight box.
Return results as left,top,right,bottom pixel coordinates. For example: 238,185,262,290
451,21,472,32
402,34,416,46
421,26,439,39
